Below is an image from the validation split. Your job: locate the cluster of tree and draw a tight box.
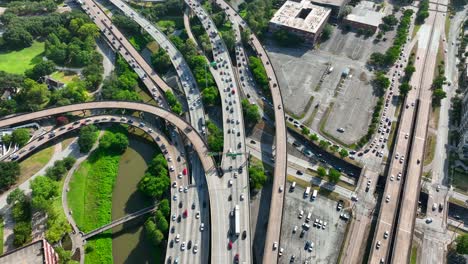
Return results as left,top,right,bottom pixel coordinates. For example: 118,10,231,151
238,0,276,38
5,0,57,16
78,125,98,153
1,12,62,49
357,97,385,148
101,55,141,102
431,63,447,106
25,60,56,81
272,29,304,47
98,131,129,154
316,166,341,183
206,120,223,152
45,17,101,67
369,10,413,68
0,162,20,190
112,14,140,36
372,71,390,95
46,157,76,180
379,14,399,32
416,0,429,24
320,25,334,41
0,73,90,114
29,157,75,242
1,128,31,147
151,48,172,75
138,154,171,199
0,11,103,90
190,20,213,54
241,99,260,124
170,35,219,106
7,188,32,247
165,91,183,115
248,56,269,91
133,0,183,24
399,54,416,96
249,162,267,190
144,199,170,246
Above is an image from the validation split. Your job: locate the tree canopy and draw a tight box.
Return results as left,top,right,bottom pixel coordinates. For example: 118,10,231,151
0,162,20,190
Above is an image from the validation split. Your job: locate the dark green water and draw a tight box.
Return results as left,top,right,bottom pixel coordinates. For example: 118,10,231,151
111,137,157,264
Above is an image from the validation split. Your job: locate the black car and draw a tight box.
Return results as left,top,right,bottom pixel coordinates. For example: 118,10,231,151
188,240,192,249
229,166,233,172
238,167,243,173
169,240,174,248
228,194,232,201
179,201,183,208
171,226,175,233
300,230,306,238
242,230,247,240
177,215,181,222
192,203,196,210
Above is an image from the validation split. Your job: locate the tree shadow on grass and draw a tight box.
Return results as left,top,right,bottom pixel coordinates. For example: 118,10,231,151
30,52,45,65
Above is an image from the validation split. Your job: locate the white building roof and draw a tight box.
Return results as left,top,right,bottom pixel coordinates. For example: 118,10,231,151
270,0,331,34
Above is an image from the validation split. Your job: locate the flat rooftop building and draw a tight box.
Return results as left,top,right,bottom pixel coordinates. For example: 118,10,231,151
343,1,384,33
0,239,58,264
310,0,350,18
269,0,331,44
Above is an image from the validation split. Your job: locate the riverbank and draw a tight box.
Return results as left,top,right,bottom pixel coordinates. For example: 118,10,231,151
67,143,122,264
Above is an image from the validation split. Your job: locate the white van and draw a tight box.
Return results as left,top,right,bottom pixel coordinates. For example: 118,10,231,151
290,182,296,191
304,187,311,198
306,212,312,223
312,189,318,200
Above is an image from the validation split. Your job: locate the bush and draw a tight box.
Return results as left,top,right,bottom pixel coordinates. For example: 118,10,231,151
328,169,341,183
317,167,326,177
78,125,98,153
241,99,260,124
249,163,267,190
249,56,269,91
0,162,20,190
165,90,183,115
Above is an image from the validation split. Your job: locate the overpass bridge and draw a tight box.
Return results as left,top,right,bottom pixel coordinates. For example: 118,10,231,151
83,205,157,240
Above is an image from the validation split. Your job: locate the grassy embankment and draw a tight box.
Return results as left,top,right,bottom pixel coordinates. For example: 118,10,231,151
18,146,55,184
67,145,122,263
0,41,45,74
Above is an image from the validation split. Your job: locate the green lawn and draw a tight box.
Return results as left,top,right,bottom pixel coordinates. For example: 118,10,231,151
410,246,418,264
0,41,45,74
19,145,55,185
50,71,78,84
68,148,121,264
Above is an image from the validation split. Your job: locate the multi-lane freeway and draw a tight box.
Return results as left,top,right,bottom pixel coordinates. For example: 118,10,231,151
369,2,447,263
186,1,251,262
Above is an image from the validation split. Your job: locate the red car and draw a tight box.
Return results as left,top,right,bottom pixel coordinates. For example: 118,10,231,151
228,240,233,250
182,168,187,175
231,89,236,94
183,209,188,218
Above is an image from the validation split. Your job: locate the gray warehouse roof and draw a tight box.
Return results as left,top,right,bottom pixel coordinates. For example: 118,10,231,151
345,1,383,27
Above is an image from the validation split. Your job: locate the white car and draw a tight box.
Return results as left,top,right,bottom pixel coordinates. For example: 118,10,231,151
181,242,186,251
386,195,390,203
170,166,175,172
175,234,180,243
384,231,389,239
193,244,198,254
179,187,183,193
273,242,278,250
196,211,200,219
173,194,177,201
200,223,205,231
184,186,188,193
240,194,245,201
228,179,233,186
172,214,176,221
172,181,177,188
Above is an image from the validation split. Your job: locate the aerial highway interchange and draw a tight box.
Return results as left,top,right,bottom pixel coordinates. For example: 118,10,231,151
0,0,466,263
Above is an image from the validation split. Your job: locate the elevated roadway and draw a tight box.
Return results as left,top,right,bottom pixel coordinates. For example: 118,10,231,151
103,1,210,262
186,1,251,263
391,5,447,263
369,4,445,263
210,1,288,262
0,102,215,172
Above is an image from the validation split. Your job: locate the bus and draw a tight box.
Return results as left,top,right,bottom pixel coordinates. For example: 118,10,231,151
235,205,240,236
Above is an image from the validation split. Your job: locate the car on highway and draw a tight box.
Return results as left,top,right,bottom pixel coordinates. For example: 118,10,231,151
193,244,198,254
228,240,233,250
386,195,390,203
181,242,186,251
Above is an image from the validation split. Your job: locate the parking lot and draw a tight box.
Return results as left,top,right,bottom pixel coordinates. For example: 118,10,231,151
279,184,348,264
267,25,394,145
